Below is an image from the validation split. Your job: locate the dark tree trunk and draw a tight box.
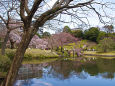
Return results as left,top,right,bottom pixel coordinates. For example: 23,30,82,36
10,42,15,49
73,50,75,58
1,31,10,55
61,46,63,52
56,47,59,51
9,39,15,49
1,29,35,86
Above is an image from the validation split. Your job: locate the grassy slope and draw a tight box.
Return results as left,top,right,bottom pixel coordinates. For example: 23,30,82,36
84,51,115,59
0,49,59,59
25,49,59,58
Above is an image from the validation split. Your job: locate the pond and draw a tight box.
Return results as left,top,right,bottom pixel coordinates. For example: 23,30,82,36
14,58,115,86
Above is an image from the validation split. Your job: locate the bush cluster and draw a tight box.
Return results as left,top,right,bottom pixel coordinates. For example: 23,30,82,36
0,55,11,72
97,38,115,52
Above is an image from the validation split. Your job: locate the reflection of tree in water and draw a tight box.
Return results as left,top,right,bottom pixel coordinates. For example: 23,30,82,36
80,58,115,79
17,63,48,80
47,60,88,80
47,59,115,80
81,63,99,76
98,72,114,79
17,58,115,81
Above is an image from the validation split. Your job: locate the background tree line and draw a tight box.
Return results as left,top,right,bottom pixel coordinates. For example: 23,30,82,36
62,25,115,52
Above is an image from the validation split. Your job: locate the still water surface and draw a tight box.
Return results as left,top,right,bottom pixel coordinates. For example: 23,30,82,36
14,58,115,86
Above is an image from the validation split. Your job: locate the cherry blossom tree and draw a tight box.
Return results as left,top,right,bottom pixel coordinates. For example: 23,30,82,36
29,35,48,49
9,32,48,49
9,29,22,49
48,32,79,52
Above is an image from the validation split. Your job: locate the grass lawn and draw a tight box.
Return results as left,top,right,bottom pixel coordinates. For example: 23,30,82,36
0,49,59,60
23,58,58,64
84,51,115,55
84,55,115,59
25,49,59,58
84,51,115,59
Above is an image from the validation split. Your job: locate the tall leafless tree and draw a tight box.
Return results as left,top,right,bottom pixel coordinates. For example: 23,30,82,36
0,0,22,55
1,0,115,86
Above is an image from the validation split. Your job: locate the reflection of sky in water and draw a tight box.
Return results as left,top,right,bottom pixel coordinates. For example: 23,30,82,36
15,79,53,86
14,71,115,86
14,59,115,86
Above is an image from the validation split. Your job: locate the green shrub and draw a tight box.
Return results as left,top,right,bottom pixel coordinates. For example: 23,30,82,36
37,54,47,59
57,51,63,56
63,26,72,33
6,51,15,60
42,32,51,38
57,51,70,58
24,53,33,61
72,29,83,38
84,27,100,42
0,55,11,72
97,38,115,52
64,51,70,57
97,31,107,43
